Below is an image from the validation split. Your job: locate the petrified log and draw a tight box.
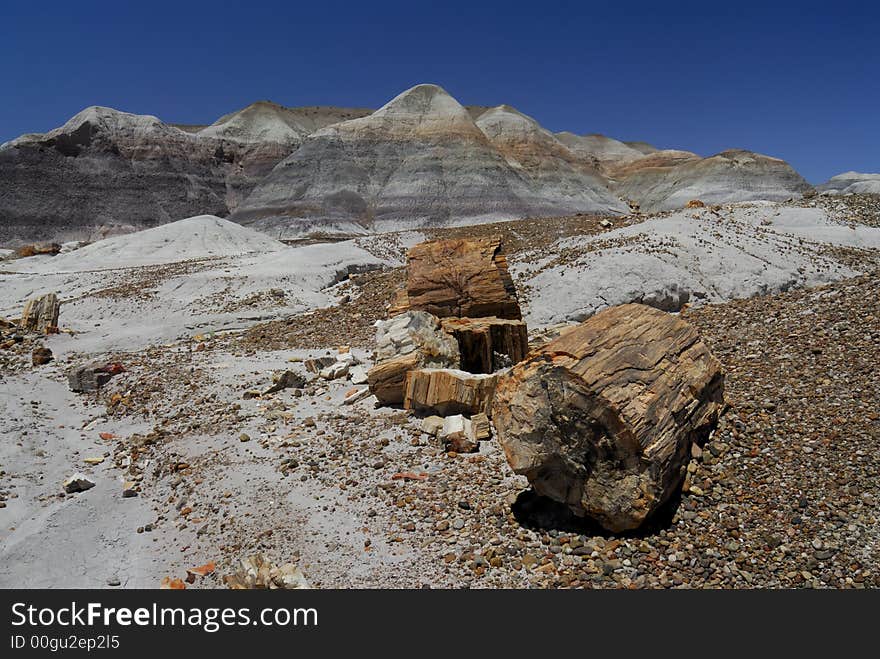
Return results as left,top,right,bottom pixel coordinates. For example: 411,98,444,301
492,303,724,532
368,352,421,406
402,238,521,320
387,287,410,317
15,242,61,258
440,316,528,373
21,292,60,333
404,368,498,417
368,311,460,405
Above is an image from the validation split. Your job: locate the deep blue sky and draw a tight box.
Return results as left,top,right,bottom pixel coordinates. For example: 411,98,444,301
1,0,877,182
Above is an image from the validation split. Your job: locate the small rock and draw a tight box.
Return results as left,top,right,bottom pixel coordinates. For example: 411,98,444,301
420,415,445,437
63,474,95,494
320,362,349,380
349,365,369,385
439,414,478,453
32,347,53,366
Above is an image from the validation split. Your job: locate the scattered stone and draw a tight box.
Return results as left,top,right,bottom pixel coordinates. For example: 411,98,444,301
304,356,336,374
439,415,478,453
471,413,491,441
319,361,349,380
32,347,53,366
63,474,95,494
122,482,138,498
262,370,306,395
223,554,309,589
342,387,372,405
420,415,445,437
349,365,369,385
67,362,123,393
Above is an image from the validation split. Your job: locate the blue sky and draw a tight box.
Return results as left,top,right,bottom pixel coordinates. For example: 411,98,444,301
1,0,877,182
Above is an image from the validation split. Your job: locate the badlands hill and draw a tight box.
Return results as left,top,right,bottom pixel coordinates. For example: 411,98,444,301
0,104,308,245
613,149,812,211
0,102,373,245
231,85,627,236
1,82,825,244
555,132,655,173
817,172,880,195
474,106,627,216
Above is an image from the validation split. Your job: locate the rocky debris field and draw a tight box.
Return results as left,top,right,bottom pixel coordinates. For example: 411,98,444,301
2,200,879,589
807,193,880,228
4,270,877,588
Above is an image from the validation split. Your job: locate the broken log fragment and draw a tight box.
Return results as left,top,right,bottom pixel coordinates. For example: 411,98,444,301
21,292,60,333
440,316,528,373
367,352,421,405
367,311,460,405
403,368,498,417
492,303,724,532
401,237,522,320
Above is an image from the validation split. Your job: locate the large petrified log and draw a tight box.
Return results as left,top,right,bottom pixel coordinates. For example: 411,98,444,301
367,311,459,405
397,238,522,320
440,316,528,373
404,368,498,417
21,292,60,333
492,303,724,532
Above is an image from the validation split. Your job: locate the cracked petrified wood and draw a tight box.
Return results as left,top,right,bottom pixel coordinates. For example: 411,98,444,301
492,303,724,532
367,311,460,405
404,368,498,417
440,316,529,373
21,292,60,333
397,237,522,320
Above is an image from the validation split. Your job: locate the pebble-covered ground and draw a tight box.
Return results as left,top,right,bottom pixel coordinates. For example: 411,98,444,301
6,269,872,589
3,197,878,589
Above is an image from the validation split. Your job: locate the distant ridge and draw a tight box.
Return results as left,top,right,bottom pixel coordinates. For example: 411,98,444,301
1,84,818,244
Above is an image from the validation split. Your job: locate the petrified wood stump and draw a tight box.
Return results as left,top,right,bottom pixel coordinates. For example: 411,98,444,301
400,237,521,320
440,316,529,373
404,368,498,417
492,303,724,532
21,292,60,333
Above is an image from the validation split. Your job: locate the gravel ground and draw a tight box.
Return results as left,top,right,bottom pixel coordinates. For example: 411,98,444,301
4,269,873,589
3,202,878,589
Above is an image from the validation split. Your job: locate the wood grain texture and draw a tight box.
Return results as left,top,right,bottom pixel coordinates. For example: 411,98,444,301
492,303,724,532
404,368,498,417
400,237,522,320
440,316,528,373
21,292,60,333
